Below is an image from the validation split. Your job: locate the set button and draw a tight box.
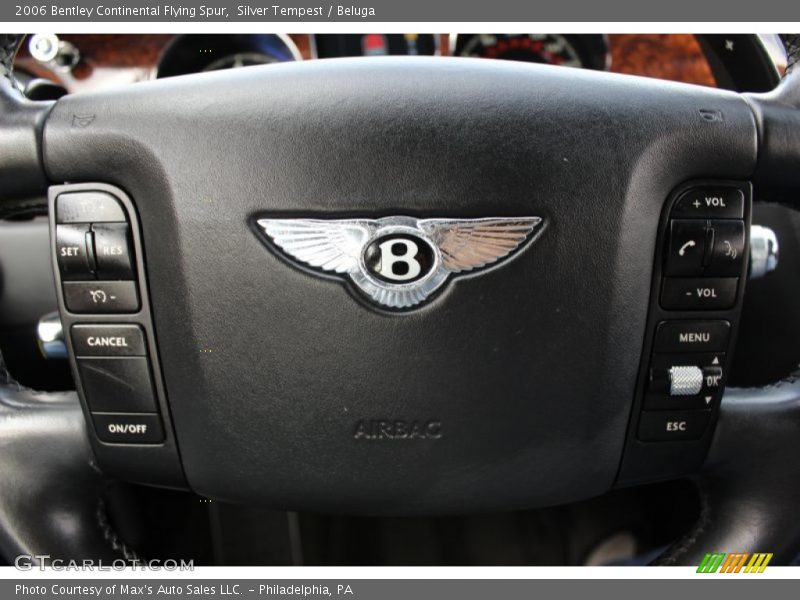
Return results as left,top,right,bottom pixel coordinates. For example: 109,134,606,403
55,224,94,280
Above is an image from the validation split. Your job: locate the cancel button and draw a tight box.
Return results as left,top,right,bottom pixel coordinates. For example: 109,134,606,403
654,320,730,353
71,324,146,357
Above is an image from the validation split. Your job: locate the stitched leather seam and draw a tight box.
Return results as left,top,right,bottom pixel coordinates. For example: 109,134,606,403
651,483,711,566
95,498,146,562
782,34,800,75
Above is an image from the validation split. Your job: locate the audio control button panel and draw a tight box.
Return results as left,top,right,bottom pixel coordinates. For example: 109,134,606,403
49,183,185,489
618,180,751,486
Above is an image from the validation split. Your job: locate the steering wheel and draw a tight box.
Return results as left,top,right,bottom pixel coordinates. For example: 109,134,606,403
1,33,799,565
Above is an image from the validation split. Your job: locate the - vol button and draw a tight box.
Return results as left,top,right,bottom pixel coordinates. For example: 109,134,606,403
661,278,738,310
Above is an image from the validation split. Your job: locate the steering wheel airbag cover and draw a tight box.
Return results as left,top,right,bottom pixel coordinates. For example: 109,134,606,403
42,58,756,513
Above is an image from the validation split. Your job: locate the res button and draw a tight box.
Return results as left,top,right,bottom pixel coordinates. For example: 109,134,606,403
92,223,135,279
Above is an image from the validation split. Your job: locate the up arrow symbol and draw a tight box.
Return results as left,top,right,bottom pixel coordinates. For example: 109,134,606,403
712,356,720,365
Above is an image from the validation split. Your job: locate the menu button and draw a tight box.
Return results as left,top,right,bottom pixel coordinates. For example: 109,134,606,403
654,320,730,353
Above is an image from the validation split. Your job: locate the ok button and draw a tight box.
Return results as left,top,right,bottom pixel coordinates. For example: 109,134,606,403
661,277,738,311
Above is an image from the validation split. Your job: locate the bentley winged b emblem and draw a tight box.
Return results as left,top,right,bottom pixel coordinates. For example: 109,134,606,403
256,216,543,309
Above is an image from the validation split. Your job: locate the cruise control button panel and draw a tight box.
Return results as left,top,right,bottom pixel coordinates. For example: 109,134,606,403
49,183,184,489
54,191,138,310
618,180,750,486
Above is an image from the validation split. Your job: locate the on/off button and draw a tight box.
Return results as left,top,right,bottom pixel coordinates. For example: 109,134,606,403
93,413,164,444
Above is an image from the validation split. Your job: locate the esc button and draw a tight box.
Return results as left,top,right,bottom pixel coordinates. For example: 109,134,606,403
638,410,711,442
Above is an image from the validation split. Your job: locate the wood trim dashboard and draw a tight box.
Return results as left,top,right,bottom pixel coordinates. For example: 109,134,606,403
14,33,716,93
